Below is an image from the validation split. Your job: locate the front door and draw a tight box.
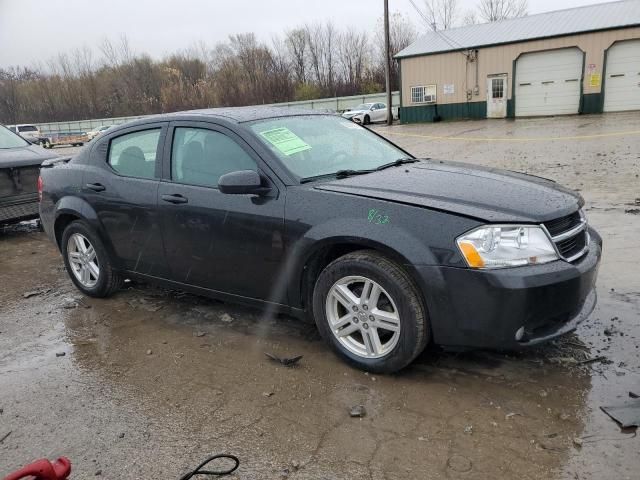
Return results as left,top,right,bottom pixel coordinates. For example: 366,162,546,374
158,122,286,302
487,75,508,118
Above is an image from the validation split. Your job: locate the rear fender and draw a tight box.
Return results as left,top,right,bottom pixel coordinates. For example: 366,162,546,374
53,196,120,268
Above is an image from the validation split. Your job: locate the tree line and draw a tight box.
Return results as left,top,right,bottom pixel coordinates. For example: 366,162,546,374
0,0,527,125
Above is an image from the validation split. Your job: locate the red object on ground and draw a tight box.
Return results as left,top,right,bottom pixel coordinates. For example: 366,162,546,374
3,457,71,480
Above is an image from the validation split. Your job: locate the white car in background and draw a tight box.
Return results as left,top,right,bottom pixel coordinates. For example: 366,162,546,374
341,103,389,125
87,125,114,140
6,124,42,144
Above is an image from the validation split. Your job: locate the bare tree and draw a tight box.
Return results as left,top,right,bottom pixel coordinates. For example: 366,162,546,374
462,10,480,25
423,0,459,30
478,0,527,22
337,30,369,91
304,22,338,94
285,28,308,84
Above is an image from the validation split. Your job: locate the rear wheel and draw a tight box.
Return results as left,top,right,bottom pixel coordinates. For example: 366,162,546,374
313,250,429,373
61,220,122,297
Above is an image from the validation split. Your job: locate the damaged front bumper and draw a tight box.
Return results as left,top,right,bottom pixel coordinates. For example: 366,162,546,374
416,228,602,350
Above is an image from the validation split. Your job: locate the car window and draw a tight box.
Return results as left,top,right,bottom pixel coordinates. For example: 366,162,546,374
0,125,29,148
108,129,161,179
171,127,257,188
18,125,38,132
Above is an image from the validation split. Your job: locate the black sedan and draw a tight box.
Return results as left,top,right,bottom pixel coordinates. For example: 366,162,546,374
1,124,58,225
39,108,601,372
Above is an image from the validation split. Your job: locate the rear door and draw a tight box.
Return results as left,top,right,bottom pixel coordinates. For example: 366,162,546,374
157,121,286,302
84,123,169,277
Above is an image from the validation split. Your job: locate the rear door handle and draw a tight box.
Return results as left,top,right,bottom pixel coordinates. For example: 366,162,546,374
85,182,106,192
161,193,188,204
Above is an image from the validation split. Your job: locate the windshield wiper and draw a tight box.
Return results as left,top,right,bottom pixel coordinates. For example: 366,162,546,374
334,168,376,179
374,158,419,171
300,158,419,183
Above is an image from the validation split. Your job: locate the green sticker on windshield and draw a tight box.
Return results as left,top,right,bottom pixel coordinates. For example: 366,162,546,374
260,127,311,156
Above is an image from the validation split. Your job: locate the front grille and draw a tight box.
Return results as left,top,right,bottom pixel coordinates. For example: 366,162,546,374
544,211,581,237
543,210,589,262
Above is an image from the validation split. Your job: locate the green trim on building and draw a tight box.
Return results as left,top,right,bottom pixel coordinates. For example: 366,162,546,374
582,93,604,114
400,102,487,123
507,99,515,118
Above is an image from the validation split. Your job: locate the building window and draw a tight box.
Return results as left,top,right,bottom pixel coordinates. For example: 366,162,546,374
491,78,504,99
410,85,437,104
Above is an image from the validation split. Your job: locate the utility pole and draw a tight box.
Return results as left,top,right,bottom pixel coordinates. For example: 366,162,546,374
384,0,392,126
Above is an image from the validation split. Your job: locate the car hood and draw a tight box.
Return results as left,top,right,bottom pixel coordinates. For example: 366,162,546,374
0,144,59,168
314,159,583,223
343,110,367,117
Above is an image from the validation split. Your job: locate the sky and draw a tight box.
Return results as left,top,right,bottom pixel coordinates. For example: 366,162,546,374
0,0,622,68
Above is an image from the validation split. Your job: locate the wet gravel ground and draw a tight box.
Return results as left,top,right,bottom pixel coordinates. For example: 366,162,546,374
1,112,639,479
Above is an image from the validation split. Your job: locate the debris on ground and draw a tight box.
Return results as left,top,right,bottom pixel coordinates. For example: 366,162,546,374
55,352,66,357
23,288,51,298
447,454,472,473
0,430,11,443
463,425,473,434
219,313,233,323
629,392,639,399
505,412,522,420
600,399,640,428
146,349,153,355
578,356,609,365
262,392,274,397
264,352,303,367
573,437,583,447
624,208,640,215
349,405,366,418
195,331,206,337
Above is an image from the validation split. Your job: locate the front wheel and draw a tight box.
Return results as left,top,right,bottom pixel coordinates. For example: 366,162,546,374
363,115,370,125
61,220,122,297
312,250,429,373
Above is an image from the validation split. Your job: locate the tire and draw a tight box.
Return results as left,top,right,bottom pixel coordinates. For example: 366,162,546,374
61,220,122,298
363,115,370,125
312,250,429,373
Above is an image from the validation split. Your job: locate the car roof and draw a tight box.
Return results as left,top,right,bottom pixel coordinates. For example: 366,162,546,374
180,106,330,123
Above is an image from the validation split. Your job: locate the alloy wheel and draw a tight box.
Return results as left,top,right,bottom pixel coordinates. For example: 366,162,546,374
325,275,401,359
67,233,100,288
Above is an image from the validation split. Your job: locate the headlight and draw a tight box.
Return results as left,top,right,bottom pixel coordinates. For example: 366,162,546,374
456,225,558,269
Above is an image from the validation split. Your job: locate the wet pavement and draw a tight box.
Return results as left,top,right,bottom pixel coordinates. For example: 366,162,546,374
2,112,639,479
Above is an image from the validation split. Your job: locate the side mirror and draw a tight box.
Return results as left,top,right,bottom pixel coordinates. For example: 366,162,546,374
218,170,271,195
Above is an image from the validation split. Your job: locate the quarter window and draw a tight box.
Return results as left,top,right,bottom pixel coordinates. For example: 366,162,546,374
410,85,437,104
171,127,257,188
108,129,161,179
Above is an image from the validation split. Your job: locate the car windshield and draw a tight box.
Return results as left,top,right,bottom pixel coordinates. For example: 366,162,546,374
352,104,372,111
248,115,411,180
0,125,29,148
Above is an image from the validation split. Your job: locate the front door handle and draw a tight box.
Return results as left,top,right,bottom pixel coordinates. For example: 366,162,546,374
161,193,188,204
85,182,106,192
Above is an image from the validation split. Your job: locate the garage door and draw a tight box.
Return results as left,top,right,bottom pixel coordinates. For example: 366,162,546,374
604,40,640,112
515,48,583,117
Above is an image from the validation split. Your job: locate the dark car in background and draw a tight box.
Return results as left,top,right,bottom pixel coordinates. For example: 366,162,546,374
39,108,602,372
0,124,59,226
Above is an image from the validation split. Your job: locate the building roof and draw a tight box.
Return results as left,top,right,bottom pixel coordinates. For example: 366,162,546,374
395,0,640,58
